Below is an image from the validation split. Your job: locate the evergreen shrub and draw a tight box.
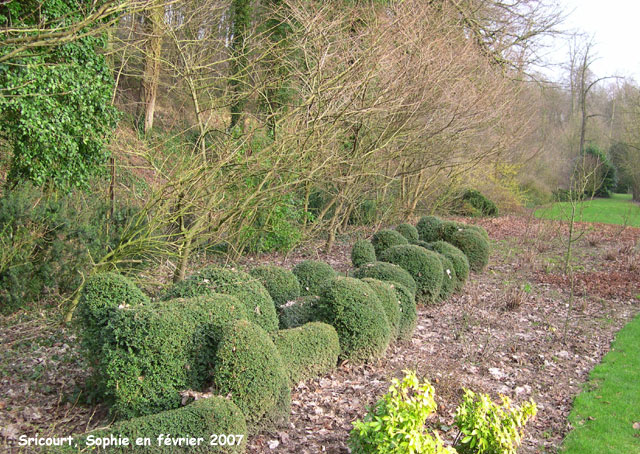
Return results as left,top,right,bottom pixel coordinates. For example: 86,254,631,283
379,245,443,303
352,261,417,297
361,278,401,341
272,322,340,385
371,229,409,258
450,229,490,272
292,260,337,296
249,265,300,308
351,239,377,268
416,215,442,242
395,223,419,243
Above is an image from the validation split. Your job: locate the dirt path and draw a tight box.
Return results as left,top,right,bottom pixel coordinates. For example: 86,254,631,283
2,215,639,454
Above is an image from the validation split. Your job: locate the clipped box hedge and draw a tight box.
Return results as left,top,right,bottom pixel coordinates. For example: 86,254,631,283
371,229,409,258
162,266,278,333
212,319,290,433
353,261,417,297
416,216,442,242
316,277,391,363
249,265,301,308
96,294,248,419
277,295,321,329
272,322,340,385
427,241,469,287
351,239,376,268
379,244,443,304
435,254,456,301
389,282,418,341
51,397,247,453
450,229,490,272
395,223,419,243
293,260,337,296
361,278,401,341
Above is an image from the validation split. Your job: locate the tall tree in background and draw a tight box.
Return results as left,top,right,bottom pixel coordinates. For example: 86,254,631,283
141,0,164,134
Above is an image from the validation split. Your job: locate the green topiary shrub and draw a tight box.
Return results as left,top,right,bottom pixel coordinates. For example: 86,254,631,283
436,220,462,242
450,229,490,272
361,278,401,341
395,223,419,243
98,295,248,419
162,266,278,333
213,319,290,433
316,277,391,363
76,272,150,364
463,223,489,241
459,189,499,216
292,260,337,296
427,241,470,288
272,322,340,385
435,254,456,301
416,215,442,242
351,239,377,268
371,229,409,258
59,397,248,453
353,261,417,297
379,245,443,304
389,282,417,342
248,265,300,308
277,296,321,329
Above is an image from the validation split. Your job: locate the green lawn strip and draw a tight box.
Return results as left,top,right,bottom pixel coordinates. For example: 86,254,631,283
561,313,640,453
535,193,640,227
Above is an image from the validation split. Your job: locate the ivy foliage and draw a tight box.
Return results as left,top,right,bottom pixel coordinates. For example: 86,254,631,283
0,0,119,191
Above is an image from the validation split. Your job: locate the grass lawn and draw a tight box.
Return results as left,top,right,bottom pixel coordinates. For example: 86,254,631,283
561,313,640,453
535,193,640,228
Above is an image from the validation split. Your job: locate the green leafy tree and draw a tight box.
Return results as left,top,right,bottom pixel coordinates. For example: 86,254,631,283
0,0,119,192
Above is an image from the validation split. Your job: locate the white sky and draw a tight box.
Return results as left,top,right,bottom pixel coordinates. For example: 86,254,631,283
540,0,640,82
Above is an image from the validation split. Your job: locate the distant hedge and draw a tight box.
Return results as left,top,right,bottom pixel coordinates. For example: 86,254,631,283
351,239,376,268
273,322,340,385
371,229,409,258
395,223,419,243
379,244,443,303
95,295,248,419
249,265,301,307
162,266,278,333
459,189,498,216
317,277,391,363
416,216,442,242
353,261,417,297
213,320,290,433
293,260,337,296
450,229,490,272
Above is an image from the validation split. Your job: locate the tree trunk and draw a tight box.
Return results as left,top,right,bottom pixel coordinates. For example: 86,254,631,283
142,2,163,135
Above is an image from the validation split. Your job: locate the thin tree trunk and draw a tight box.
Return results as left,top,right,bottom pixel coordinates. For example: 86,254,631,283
142,2,163,135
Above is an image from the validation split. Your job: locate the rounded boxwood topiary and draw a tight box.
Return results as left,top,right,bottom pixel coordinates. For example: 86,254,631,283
428,241,470,287
163,266,278,333
395,223,419,243
361,278,401,341
379,245,443,304
316,277,391,363
76,272,150,360
272,322,340,385
416,216,442,242
277,295,321,329
389,282,417,342
249,265,301,308
64,397,247,454
213,319,290,433
352,261,417,297
371,229,409,258
292,260,337,296
460,188,498,216
450,229,490,272
435,254,457,301
351,239,376,268
98,295,248,419
437,220,463,242
463,223,489,241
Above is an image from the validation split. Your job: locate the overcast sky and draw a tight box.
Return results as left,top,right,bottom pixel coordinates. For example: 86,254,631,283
538,0,640,82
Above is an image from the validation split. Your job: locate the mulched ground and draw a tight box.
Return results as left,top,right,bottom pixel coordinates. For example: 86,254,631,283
1,214,639,453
